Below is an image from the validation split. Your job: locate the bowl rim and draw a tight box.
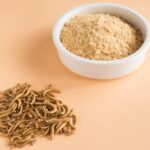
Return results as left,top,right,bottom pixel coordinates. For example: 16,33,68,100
52,2,150,65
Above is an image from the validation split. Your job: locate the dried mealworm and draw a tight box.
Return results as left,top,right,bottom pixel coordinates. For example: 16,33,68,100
45,101,57,114
34,121,39,129
0,123,7,129
27,112,33,119
45,118,59,124
21,112,26,120
23,128,37,136
19,123,26,129
68,117,76,130
7,124,13,133
61,105,73,117
23,84,31,97
30,94,36,105
12,105,23,117
16,98,22,108
0,102,16,115
43,127,50,136
27,93,33,102
30,110,38,119
62,126,74,136
35,108,45,119
50,123,56,140
0,111,13,119
59,104,66,115
55,122,68,134
9,93,23,107
9,135,22,143
10,120,24,133
41,106,47,118
12,139,36,148
43,88,53,97
0,83,76,148
71,114,76,125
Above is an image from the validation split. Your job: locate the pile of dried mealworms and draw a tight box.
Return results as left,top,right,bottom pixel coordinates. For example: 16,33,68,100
0,83,76,148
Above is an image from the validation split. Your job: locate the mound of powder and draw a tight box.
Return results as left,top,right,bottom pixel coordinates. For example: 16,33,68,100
60,14,143,60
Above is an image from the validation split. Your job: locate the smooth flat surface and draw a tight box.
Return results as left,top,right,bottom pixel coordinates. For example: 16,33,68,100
0,0,150,150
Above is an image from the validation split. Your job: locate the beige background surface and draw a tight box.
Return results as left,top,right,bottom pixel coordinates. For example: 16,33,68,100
0,0,150,150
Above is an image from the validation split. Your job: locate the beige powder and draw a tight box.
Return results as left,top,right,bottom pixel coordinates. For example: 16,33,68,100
60,14,143,60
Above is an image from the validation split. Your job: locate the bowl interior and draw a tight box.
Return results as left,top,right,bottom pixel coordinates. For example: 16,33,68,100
57,3,147,42
53,3,150,64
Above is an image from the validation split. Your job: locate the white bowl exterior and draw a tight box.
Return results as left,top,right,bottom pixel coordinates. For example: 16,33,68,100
53,3,150,79
56,42,146,79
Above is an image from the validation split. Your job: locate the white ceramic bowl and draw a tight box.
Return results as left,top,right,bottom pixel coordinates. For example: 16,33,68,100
52,3,150,79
